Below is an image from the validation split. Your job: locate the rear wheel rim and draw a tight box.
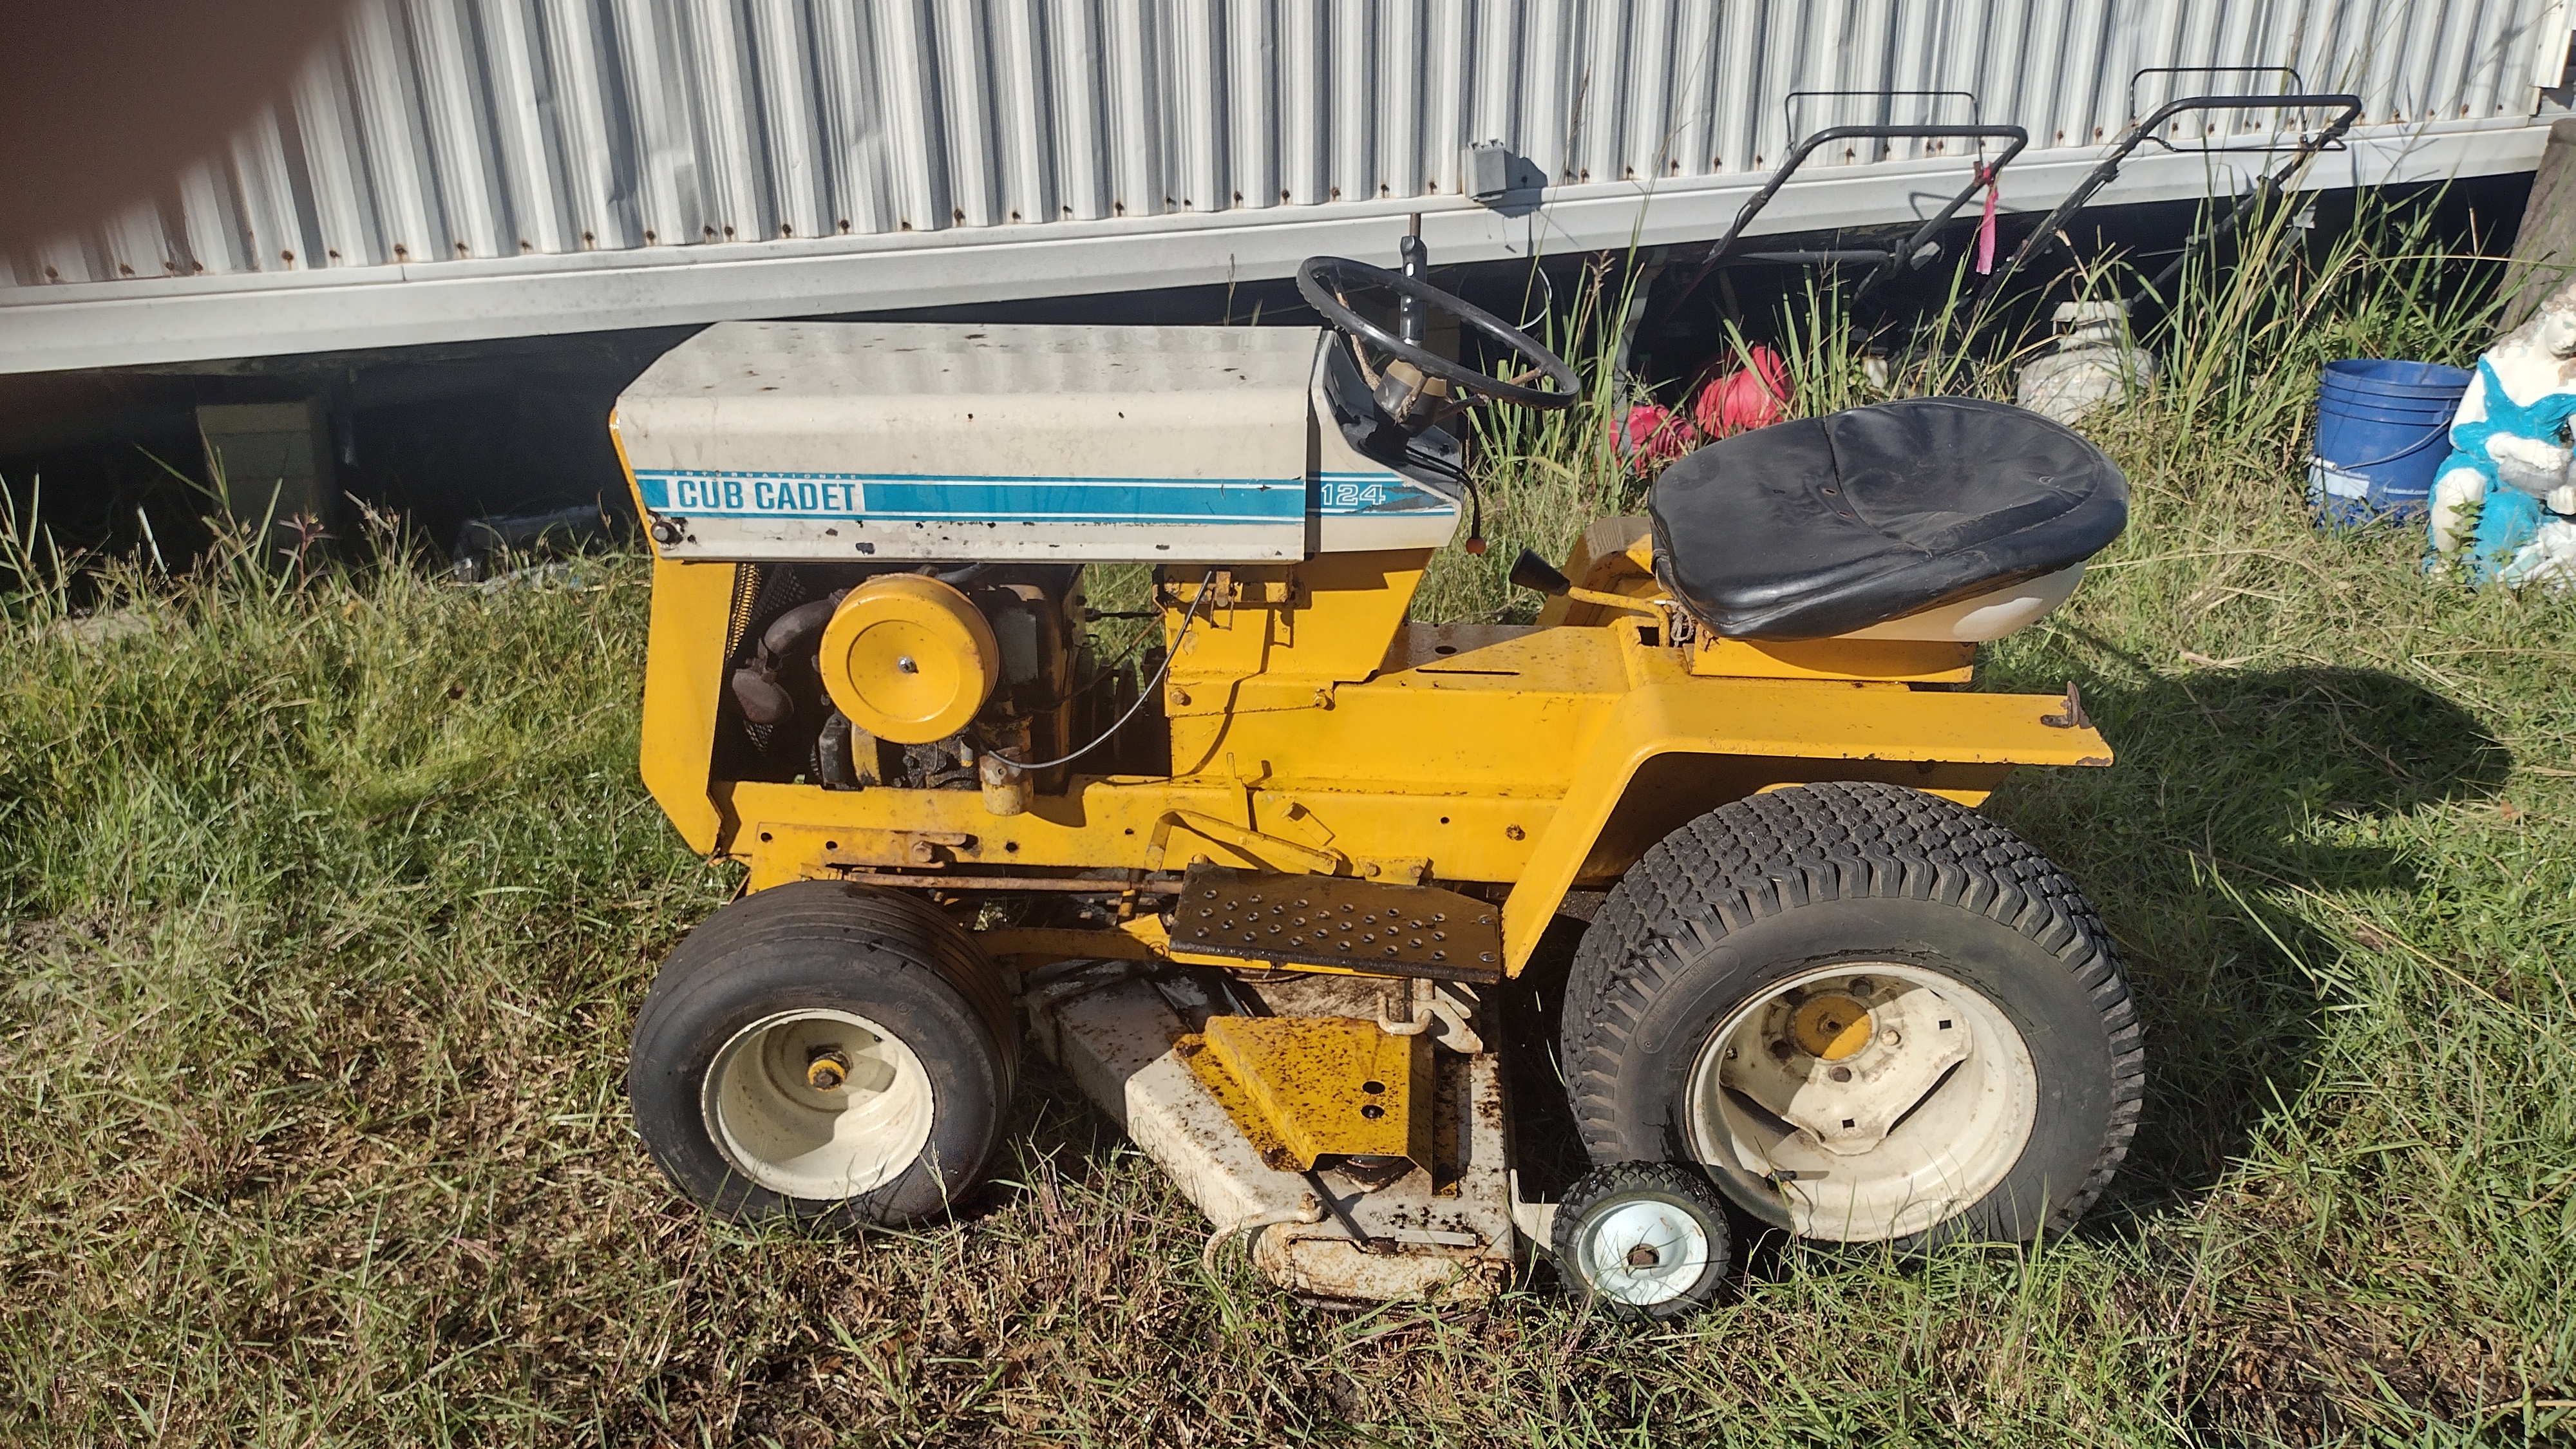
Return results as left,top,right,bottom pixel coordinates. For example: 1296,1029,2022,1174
703,1009,935,1200
1574,1197,1712,1307
1683,961,2038,1242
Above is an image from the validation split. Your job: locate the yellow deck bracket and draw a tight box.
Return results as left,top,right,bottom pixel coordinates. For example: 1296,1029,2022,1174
1180,1016,1430,1171
1144,809,1347,875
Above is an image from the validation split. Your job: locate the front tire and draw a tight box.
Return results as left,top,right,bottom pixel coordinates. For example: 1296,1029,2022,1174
1562,782,2142,1247
1552,1162,1732,1321
628,880,1018,1229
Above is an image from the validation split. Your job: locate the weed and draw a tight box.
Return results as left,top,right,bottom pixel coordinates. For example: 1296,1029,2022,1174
2,197,2572,1446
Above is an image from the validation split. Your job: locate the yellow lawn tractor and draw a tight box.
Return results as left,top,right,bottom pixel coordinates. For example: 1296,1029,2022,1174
609,247,2141,1318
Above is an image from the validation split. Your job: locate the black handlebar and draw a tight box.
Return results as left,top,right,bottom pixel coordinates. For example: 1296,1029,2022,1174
1661,122,2031,321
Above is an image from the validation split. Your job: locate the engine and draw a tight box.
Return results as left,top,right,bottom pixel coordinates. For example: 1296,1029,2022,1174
715,562,1162,800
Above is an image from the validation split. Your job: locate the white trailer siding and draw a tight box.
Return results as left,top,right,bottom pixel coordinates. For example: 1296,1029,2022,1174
2,0,2568,374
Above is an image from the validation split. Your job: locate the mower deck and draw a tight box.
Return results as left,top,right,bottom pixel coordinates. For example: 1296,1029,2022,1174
1030,961,1517,1306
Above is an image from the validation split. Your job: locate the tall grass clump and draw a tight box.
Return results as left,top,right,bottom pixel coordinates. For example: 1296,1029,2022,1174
0,189,2571,1446
1415,256,1658,622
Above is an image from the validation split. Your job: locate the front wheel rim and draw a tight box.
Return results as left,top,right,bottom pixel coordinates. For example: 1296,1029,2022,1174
1683,961,2039,1242
703,1008,935,1200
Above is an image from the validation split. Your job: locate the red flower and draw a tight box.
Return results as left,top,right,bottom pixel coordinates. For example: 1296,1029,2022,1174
1622,402,1695,468
1693,345,1790,439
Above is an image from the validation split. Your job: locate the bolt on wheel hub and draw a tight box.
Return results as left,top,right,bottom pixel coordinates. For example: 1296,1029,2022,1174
1687,962,2040,1242
703,1009,934,1200
1789,993,1875,1060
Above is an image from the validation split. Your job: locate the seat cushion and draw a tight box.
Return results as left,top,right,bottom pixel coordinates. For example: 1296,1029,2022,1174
1648,397,2128,640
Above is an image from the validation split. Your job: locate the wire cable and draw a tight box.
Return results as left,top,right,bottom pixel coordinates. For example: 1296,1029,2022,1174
1401,445,1486,553
1002,569,1217,774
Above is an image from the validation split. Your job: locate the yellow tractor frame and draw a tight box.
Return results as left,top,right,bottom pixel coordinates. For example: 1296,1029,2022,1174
635,521,2112,976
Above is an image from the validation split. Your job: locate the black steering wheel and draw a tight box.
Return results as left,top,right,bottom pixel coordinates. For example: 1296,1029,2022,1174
1296,256,1580,412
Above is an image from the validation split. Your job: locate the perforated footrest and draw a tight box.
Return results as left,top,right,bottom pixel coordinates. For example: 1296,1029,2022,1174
1168,864,1503,983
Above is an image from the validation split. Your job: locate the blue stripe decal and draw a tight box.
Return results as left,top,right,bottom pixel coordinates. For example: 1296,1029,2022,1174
636,468,1457,524
636,469,1303,524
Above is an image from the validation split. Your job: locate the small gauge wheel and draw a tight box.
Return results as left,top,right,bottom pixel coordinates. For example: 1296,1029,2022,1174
1551,1162,1732,1321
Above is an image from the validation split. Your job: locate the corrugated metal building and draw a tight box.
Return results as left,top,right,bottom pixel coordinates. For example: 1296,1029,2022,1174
4,0,2570,375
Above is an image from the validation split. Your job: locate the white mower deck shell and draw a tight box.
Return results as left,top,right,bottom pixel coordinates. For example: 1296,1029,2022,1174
614,320,1461,563
1028,963,1515,1304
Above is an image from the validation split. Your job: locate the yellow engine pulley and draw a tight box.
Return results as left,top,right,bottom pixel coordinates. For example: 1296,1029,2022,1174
817,574,1000,744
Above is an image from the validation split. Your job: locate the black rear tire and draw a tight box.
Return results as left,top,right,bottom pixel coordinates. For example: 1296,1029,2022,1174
1551,1162,1732,1321
628,880,1018,1230
1562,781,2142,1247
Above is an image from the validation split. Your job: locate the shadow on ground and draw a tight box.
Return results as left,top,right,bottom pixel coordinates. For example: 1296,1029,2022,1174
1997,663,2507,1218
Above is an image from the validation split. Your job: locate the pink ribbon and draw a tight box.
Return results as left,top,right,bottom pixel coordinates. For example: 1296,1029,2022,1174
1975,166,1999,274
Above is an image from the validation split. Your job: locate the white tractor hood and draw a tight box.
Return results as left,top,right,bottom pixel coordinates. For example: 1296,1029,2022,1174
614,320,1332,564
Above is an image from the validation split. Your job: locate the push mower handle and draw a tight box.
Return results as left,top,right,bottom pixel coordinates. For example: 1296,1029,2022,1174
1988,91,2363,292
1701,123,2032,271
1658,122,2029,323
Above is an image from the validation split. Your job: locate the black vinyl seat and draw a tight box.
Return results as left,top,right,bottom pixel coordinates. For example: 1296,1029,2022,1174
1648,397,2129,640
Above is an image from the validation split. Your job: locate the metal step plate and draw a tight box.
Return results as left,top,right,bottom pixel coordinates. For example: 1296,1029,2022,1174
1169,864,1503,983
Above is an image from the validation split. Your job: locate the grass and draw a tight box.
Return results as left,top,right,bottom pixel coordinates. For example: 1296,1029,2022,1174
4,197,2575,1445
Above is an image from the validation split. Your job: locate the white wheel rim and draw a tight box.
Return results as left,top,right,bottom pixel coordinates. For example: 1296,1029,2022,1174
1575,1197,1712,1307
1683,962,2039,1242
703,1009,935,1200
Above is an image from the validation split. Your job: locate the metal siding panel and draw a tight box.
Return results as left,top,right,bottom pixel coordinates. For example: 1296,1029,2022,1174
869,0,948,233
1616,0,1655,182
404,0,507,261
1378,0,1428,200
535,0,632,249
1575,0,1615,178
478,0,573,254
175,160,251,277
1712,0,1765,173
31,232,102,286
1276,1,1325,204
605,0,697,247
1527,0,1577,182
96,198,167,282
230,113,308,270
1099,0,1162,216
2468,0,2515,116
2476,0,2532,114
931,0,999,227
1050,0,1112,220
744,0,827,240
1167,0,1224,211
1228,0,1280,208
1326,0,1370,204
292,43,387,266
1462,0,1520,171
809,0,893,234
990,0,1059,224
2456,0,2503,115
1665,1,1721,181
342,0,441,264
10,0,2574,344
677,1,772,242
2416,0,2468,118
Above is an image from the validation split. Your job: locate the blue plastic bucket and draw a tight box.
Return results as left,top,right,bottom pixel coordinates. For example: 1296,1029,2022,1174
2307,359,2472,528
